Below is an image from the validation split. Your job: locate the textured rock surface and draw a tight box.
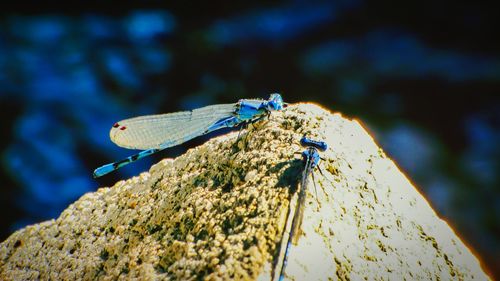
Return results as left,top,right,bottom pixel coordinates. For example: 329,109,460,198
0,104,490,280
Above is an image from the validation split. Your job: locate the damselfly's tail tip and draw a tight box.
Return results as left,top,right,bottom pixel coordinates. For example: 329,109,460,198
92,170,103,178
93,163,115,178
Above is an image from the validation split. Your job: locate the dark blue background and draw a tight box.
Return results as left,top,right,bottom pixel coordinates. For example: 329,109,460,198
0,1,498,278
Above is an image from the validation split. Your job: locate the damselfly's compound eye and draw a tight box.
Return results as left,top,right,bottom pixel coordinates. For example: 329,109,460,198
268,93,284,111
301,136,328,151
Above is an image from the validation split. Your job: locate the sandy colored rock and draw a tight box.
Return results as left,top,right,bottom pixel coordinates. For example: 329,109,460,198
0,104,490,281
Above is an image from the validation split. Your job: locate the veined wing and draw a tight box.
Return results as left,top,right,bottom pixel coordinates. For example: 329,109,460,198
291,156,313,245
110,103,237,150
275,156,314,281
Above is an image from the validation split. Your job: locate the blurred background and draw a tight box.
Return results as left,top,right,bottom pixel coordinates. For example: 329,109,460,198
0,1,498,278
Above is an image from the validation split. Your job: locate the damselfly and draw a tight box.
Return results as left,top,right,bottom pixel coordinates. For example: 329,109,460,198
275,136,328,281
93,93,286,177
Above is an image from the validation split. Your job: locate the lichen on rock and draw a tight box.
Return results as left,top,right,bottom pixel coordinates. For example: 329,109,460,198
0,104,490,281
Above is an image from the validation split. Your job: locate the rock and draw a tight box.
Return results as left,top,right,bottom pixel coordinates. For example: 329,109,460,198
0,104,490,280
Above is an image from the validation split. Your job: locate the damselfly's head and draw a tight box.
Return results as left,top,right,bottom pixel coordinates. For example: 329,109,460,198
300,136,328,168
267,93,287,111
300,136,328,152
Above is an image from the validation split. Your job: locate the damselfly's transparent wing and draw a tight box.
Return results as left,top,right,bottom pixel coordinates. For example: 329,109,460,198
275,154,314,281
110,103,237,150
291,156,313,245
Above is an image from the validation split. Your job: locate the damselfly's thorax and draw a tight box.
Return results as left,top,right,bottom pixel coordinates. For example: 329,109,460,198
302,147,321,168
236,93,286,121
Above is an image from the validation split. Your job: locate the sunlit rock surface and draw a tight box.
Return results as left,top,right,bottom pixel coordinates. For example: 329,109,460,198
0,104,489,280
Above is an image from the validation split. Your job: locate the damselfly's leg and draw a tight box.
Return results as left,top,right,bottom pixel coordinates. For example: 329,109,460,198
231,122,248,153
236,122,247,143
236,119,261,151
317,165,325,176
311,171,321,205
